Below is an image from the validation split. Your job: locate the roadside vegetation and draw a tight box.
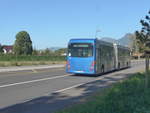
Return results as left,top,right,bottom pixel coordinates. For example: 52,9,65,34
0,55,65,66
56,72,150,113
135,10,150,88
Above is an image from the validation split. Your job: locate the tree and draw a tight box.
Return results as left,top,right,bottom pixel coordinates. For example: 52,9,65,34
44,48,53,55
0,44,3,53
13,31,33,55
135,10,150,88
126,33,139,55
32,48,38,55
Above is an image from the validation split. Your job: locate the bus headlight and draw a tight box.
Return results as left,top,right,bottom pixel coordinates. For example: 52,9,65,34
66,61,70,70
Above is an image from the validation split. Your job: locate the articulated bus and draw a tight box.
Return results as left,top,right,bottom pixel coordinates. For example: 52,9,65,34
66,38,131,75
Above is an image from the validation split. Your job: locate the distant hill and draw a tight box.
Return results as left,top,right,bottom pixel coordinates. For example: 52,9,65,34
100,33,135,48
50,47,67,51
49,47,62,51
101,37,118,43
118,33,135,47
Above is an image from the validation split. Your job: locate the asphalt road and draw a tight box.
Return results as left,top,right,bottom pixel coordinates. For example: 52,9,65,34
0,60,145,113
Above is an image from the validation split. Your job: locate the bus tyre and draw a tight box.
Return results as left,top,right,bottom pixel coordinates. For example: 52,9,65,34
101,65,104,74
118,63,120,70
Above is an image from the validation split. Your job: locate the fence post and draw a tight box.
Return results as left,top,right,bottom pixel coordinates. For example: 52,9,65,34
145,52,150,88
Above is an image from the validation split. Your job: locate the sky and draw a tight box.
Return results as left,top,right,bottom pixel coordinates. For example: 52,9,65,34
0,0,150,49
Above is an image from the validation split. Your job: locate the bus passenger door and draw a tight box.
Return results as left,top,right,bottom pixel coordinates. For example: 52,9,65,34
96,48,101,73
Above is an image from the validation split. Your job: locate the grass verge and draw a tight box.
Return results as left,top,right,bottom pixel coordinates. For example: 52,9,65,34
0,61,65,67
0,55,66,66
0,55,65,61
56,72,150,113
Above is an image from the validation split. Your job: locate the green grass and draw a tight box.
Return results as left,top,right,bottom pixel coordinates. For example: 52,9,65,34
0,55,65,61
0,55,66,66
56,72,150,113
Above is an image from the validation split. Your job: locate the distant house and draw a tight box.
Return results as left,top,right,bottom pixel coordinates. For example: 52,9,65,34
3,45,13,54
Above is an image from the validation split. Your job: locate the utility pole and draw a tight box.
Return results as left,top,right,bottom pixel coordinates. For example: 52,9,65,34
145,42,150,88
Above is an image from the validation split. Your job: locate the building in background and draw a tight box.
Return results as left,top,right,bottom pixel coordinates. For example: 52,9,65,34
3,45,13,54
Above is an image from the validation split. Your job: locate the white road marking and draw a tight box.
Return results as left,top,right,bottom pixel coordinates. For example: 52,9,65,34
54,83,85,93
0,74,70,88
54,74,109,93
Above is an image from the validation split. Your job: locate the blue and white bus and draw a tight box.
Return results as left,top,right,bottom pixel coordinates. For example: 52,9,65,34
66,38,131,75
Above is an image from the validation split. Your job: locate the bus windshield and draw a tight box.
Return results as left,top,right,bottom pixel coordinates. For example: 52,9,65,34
68,43,93,57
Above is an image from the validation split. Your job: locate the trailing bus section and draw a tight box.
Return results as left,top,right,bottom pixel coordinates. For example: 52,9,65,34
66,38,131,75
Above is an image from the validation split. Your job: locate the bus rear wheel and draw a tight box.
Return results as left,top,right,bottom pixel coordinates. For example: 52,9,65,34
101,65,104,74
127,62,128,67
118,63,120,70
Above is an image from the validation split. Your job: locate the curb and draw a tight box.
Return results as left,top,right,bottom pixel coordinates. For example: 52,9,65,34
0,64,65,73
